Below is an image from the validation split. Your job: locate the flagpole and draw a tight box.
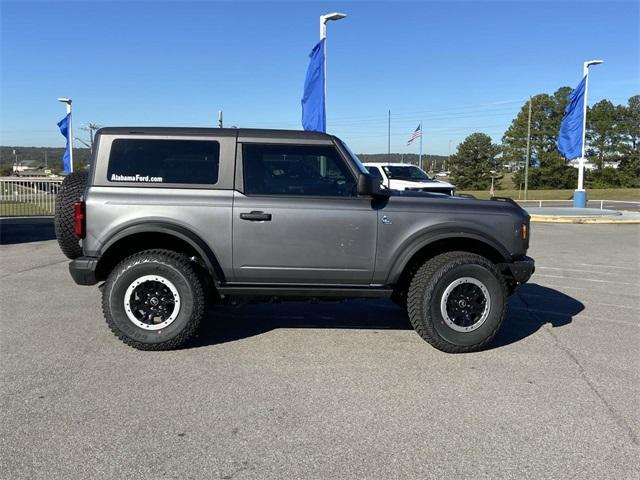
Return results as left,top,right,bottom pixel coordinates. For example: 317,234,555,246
58,97,74,173
68,101,74,173
388,109,391,162
318,13,346,133
419,121,423,170
574,59,603,208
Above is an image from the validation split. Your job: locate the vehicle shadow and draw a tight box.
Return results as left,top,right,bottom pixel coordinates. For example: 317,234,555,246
193,299,412,347
490,283,584,349
192,283,584,351
0,217,56,245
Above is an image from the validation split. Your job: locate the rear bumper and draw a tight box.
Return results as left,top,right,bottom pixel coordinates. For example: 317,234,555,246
69,257,99,286
500,256,535,284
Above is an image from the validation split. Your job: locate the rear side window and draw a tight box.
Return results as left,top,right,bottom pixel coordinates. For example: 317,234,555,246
242,144,356,197
107,139,220,185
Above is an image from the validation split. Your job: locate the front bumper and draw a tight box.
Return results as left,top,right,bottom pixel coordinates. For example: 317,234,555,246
69,257,99,286
500,256,535,284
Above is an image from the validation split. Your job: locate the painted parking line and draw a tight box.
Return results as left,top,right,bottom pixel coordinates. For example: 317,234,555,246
527,281,640,300
509,307,639,327
533,273,638,286
536,266,638,277
578,263,638,271
519,291,637,310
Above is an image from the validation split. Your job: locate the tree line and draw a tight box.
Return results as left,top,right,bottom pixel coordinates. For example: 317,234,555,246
2,91,638,189
0,146,92,176
449,92,639,190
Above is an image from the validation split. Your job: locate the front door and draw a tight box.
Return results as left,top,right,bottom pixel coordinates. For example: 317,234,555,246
232,142,377,285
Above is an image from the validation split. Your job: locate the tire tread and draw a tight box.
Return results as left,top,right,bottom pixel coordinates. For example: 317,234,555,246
54,171,88,259
102,249,205,350
406,251,506,353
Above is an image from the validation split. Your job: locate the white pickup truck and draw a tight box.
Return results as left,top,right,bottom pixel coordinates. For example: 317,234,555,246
363,163,456,195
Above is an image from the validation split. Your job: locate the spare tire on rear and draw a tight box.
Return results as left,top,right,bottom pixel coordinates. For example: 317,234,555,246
54,171,88,259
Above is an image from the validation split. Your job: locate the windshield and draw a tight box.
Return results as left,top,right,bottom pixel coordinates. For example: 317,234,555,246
336,139,369,174
383,165,432,181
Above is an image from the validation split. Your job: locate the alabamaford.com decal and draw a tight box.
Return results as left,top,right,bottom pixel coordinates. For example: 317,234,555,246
110,174,164,183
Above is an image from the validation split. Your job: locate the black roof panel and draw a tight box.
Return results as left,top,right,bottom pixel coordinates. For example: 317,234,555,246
96,127,332,140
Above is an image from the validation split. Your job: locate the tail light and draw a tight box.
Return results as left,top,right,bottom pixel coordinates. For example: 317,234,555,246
73,201,86,239
522,221,530,249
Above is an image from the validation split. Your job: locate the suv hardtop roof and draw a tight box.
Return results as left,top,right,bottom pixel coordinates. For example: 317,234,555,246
96,127,334,141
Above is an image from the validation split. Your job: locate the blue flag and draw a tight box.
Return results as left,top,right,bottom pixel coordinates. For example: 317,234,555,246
57,113,72,173
557,75,586,160
301,39,326,133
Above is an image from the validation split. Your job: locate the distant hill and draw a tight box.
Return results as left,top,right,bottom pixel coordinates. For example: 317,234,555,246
357,153,449,171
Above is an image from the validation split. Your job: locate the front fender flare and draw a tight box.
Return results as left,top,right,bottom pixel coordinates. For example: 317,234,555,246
385,227,511,285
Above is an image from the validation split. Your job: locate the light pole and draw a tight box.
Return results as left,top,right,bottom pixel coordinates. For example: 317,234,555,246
490,170,497,197
574,59,603,208
58,97,74,173
524,97,532,200
320,12,347,125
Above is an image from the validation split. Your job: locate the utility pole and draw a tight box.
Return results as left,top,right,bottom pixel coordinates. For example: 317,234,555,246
387,109,391,162
218,110,223,128
80,123,101,154
524,97,532,201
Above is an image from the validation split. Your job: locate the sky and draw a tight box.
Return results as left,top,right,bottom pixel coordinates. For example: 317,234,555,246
1,0,638,155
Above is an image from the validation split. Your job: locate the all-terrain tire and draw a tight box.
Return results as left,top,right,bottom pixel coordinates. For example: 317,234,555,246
54,171,88,259
407,251,507,353
102,249,205,350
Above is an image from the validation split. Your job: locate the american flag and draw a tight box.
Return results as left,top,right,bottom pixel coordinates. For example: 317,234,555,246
407,124,422,145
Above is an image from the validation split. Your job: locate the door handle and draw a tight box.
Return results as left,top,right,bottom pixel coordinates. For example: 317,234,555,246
240,211,272,222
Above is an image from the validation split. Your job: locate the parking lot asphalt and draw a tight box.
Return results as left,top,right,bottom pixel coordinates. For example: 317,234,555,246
1,222,639,479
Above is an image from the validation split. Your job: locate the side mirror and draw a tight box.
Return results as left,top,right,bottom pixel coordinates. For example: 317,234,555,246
357,173,386,196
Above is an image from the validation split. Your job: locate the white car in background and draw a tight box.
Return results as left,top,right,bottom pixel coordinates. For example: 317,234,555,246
364,163,456,195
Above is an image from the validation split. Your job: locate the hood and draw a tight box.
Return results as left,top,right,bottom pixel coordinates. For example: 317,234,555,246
388,178,455,189
388,190,529,218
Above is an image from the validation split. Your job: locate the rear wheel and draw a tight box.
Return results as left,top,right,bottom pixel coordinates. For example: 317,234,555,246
102,249,205,350
54,171,88,259
407,251,506,353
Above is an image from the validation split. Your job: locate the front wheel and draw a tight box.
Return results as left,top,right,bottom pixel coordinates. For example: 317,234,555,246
102,249,205,350
407,252,506,353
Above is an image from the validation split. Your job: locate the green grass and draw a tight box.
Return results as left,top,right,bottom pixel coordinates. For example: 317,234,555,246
501,173,517,190
0,201,53,216
457,188,640,201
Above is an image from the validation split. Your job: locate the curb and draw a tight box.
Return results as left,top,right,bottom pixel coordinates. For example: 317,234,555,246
530,212,640,224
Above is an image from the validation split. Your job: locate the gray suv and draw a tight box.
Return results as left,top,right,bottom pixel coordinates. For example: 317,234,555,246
54,127,534,353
